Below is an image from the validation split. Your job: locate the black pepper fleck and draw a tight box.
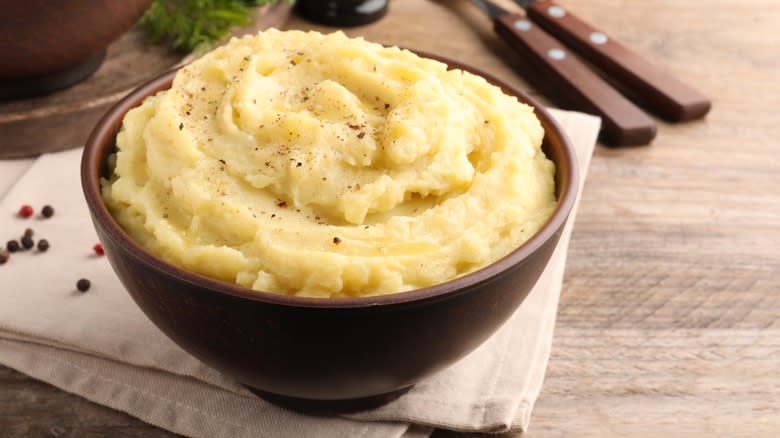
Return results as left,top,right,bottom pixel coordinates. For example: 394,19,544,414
357,132,366,139
76,278,91,292
179,122,184,130
333,237,342,245
296,162,302,167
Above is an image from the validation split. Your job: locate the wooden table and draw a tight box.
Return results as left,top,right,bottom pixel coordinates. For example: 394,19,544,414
2,1,778,436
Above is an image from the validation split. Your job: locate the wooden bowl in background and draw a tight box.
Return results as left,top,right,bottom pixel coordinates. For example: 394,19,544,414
0,0,153,99
0,2,293,159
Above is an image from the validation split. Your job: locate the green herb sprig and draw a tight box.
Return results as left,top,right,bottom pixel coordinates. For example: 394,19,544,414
140,0,291,53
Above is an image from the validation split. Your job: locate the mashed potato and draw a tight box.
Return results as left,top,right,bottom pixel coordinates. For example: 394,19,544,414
102,30,557,298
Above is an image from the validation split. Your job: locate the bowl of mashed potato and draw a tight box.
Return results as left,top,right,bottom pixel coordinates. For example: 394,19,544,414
82,30,578,411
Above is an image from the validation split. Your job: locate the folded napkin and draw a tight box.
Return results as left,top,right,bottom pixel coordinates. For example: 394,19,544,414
0,109,599,437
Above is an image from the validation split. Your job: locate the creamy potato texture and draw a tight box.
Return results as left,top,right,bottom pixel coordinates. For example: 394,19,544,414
103,30,557,298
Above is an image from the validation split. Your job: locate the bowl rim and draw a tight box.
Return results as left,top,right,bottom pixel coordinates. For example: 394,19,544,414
81,50,579,309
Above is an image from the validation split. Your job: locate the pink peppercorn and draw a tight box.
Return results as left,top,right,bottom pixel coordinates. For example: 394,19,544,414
18,205,33,218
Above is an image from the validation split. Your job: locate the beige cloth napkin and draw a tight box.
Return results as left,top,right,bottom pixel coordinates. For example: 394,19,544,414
0,109,599,437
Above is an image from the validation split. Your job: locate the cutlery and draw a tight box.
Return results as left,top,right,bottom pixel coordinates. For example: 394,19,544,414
470,0,657,146
516,0,711,121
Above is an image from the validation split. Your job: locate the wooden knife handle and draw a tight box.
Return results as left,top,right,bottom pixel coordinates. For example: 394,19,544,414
526,0,711,121
494,13,656,146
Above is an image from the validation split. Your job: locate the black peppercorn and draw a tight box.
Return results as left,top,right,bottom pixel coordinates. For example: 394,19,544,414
6,240,20,253
37,239,49,252
24,228,34,238
0,251,8,265
21,235,34,250
76,279,91,292
41,205,54,218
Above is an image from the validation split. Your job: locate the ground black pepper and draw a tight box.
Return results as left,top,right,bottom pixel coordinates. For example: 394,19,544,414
333,237,342,244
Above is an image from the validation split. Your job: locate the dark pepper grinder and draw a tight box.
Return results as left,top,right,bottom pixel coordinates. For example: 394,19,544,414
295,0,388,27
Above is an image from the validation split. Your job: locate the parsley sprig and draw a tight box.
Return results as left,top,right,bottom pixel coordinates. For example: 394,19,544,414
140,0,292,53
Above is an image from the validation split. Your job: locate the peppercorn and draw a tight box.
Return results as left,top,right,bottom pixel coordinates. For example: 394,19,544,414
93,243,104,256
18,205,33,218
41,205,54,218
76,279,91,292
0,251,8,265
6,240,20,253
21,235,34,250
24,228,34,238
37,239,49,252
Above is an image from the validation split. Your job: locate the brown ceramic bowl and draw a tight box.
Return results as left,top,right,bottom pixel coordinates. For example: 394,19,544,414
81,53,579,412
0,0,152,99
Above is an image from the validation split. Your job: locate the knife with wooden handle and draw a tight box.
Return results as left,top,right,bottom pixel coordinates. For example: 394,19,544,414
471,0,657,146
519,0,711,121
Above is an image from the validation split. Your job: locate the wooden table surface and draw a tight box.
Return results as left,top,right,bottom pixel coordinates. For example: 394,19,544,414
2,0,778,436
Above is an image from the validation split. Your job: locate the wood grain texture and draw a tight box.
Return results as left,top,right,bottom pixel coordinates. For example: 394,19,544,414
525,0,712,121
493,12,657,145
1,0,779,436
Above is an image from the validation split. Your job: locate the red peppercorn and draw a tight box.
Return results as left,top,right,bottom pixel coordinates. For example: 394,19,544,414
93,243,105,256
18,205,33,218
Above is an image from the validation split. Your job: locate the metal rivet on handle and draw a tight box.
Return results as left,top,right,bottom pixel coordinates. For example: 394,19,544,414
513,19,532,31
548,48,566,60
548,6,566,17
589,32,608,44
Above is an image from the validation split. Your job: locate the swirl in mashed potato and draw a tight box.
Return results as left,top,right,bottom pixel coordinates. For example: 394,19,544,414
102,30,557,298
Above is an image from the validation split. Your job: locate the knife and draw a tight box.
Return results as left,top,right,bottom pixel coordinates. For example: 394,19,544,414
517,0,711,121
470,0,657,146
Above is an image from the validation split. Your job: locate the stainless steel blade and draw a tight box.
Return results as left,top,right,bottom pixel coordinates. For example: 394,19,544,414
513,0,536,9
469,0,509,20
